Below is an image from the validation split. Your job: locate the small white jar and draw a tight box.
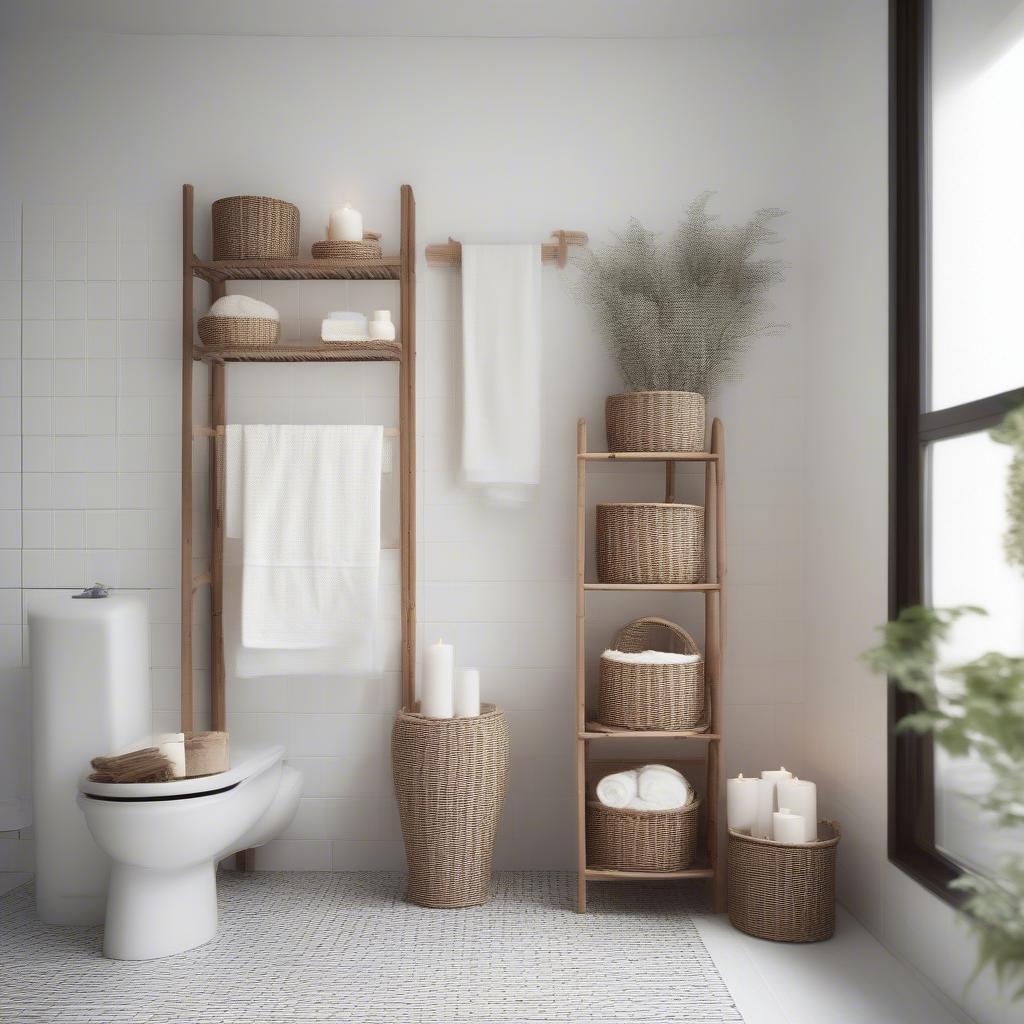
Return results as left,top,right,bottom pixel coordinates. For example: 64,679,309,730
369,310,396,341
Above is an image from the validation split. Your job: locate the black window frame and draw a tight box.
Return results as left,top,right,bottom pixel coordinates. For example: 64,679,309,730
889,0,1024,903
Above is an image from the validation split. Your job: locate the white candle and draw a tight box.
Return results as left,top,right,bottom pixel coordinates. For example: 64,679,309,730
371,310,391,323
726,773,759,834
155,731,186,778
420,638,454,718
329,202,363,242
760,766,793,786
777,777,818,842
772,807,806,845
454,667,481,718
754,778,777,839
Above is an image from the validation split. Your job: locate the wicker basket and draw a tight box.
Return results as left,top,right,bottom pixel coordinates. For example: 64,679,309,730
599,617,705,731
596,503,705,585
606,391,706,453
197,315,280,350
212,196,299,260
727,821,841,942
311,234,383,260
392,704,510,908
587,793,701,872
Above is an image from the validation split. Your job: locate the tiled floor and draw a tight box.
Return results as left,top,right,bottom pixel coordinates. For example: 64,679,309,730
0,871,969,1024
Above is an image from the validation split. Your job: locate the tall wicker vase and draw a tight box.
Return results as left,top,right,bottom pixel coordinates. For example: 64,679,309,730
606,391,706,453
391,705,510,908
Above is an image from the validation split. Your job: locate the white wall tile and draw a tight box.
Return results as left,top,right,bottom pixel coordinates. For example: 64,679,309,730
52,205,86,243
0,323,19,359
22,241,53,281
21,322,51,359
53,241,86,280
86,281,116,319
54,320,86,358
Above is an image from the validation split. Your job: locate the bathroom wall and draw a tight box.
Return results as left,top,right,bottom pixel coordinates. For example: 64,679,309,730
0,24,815,873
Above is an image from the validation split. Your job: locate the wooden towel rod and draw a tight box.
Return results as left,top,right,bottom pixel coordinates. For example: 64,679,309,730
193,426,400,438
425,230,588,268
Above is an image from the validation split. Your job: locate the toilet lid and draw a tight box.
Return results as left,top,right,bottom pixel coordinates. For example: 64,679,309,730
78,744,284,801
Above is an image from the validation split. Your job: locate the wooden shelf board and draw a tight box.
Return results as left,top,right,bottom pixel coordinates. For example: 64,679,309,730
192,257,401,283
585,866,714,881
583,582,720,592
580,452,718,462
582,720,719,740
194,342,401,364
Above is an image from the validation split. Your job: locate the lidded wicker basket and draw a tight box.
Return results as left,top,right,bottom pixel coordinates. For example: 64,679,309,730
727,821,840,942
599,617,705,731
391,704,510,908
212,196,299,260
596,503,705,585
606,391,706,453
197,315,280,350
587,792,700,872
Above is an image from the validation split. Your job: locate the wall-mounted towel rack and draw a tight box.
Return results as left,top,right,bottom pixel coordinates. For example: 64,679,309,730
425,230,588,268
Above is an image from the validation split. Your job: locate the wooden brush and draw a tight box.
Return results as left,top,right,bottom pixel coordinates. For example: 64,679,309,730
89,747,175,784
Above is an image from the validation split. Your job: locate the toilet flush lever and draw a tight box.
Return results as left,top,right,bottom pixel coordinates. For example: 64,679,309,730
72,582,109,599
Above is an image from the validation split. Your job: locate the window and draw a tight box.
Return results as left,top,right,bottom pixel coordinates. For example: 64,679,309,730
890,0,1024,899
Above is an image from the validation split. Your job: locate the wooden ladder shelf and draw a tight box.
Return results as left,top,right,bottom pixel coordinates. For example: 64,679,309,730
575,417,726,913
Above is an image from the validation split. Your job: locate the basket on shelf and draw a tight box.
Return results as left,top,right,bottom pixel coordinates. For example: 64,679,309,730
727,821,840,942
311,232,383,260
587,792,701,872
599,617,705,731
212,196,299,260
391,704,510,908
596,502,705,585
197,315,280,351
606,391,706,453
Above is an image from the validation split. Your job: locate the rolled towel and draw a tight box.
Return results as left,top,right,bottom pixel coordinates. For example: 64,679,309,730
601,648,701,665
637,764,691,810
625,796,660,812
208,294,280,320
596,769,639,809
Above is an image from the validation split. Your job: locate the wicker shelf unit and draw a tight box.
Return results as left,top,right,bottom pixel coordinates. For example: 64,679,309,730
574,417,726,912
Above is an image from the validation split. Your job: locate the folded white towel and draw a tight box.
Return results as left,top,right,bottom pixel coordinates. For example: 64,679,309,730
321,319,369,342
208,294,280,320
601,648,701,665
461,244,542,505
636,764,691,810
228,424,382,652
596,769,639,809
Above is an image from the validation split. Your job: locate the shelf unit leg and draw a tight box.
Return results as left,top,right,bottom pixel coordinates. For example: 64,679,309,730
180,184,195,733
576,739,588,914
575,419,588,913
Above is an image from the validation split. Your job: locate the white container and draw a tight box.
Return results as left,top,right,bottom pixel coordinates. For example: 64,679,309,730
29,591,151,925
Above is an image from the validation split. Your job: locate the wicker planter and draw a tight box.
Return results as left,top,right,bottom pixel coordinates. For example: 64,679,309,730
599,617,705,731
197,315,280,351
392,704,510,908
587,794,700,872
596,503,705,585
727,821,841,942
212,196,300,260
606,391,706,453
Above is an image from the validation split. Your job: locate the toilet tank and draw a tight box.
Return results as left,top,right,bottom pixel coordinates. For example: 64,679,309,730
28,591,151,925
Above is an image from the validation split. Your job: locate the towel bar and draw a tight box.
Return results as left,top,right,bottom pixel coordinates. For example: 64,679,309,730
425,230,587,268
192,425,399,438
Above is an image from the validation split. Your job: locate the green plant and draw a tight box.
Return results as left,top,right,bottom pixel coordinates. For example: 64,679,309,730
573,192,785,397
864,410,1024,999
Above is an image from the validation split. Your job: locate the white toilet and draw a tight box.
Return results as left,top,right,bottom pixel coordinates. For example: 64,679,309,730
78,744,301,960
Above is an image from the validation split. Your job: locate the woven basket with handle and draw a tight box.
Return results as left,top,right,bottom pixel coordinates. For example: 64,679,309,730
599,617,705,731
392,704,510,908
727,821,841,942
606,391,706,453
596,502,705,584
587,793,701,872
212,195,299,260
197,315,279,350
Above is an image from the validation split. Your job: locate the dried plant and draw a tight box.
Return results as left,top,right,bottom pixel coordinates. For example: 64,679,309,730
574,192,786,396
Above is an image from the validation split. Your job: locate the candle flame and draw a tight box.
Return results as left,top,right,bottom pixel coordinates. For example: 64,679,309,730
738,772,744,779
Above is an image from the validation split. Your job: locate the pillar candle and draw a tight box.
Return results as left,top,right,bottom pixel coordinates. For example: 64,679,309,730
754,777,777,839
454,667,481,718
329,202,363,242
772,808,806,845
777,777,818,842
726,773,759,834
420,638,454,718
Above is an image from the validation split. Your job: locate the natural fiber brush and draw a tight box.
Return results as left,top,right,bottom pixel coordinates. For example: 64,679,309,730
89,747,175,784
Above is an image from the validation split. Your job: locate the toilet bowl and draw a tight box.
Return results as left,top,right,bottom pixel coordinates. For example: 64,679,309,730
78,744,301,960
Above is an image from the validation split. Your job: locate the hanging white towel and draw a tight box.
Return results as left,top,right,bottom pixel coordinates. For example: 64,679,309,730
229,424,382,651
461,244,542,505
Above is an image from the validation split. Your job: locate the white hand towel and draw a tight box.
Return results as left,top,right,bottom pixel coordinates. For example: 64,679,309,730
461,244,542,505
637,764,691,810
596,769,639,809
237,424,382,651
321,319,369,342
208,294,279,319
601,648,702,665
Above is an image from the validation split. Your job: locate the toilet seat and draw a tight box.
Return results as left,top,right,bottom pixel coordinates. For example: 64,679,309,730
79,744,284,802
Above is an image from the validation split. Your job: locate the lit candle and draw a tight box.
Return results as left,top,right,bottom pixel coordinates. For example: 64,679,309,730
454,667,481,718
329,202,363,242
726,773,759,834
777,777,818,842
772,807,806,845
420,638,454,718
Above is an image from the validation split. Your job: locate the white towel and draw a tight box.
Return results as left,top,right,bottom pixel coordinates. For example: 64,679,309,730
461,244,542,505
596,769,639,809
601,648,701,665
208,294,279,319
636,764,691,810
227,424,382,651
321,319,369,342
